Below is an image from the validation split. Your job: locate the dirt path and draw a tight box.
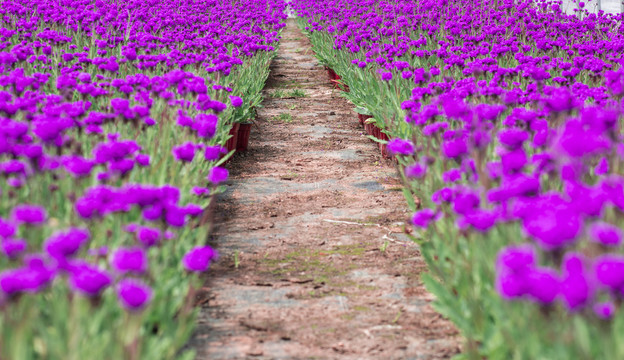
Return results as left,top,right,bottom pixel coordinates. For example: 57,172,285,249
188,18,460,359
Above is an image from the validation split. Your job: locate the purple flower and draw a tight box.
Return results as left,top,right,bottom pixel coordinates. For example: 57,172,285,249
442,138,468,159
560,253,592,311
207,167,229,184
555,120,611,158
594,302,615,319
423,122,447,136
111,247,148,274
172,142,196,162
500,149,527,175
44,228,90,261
404,163,427,178
8,178,23,188
387,138,414,155
230,96,243,107
594,255,624,290
1,238,27,259
182,246,218,272
32,120,70,143
136,154,150,167
381,72,393,81
111,98,130,114
443,99,470,120
526,268,559,304
565,182,608,218
497,271,527,300
164,205,186,227
193,114,218,138
496,245,536,300
452,190,480,215
521,207,581,250
192,187,211,197
177,111,193,127
0,218,17,238
183,204,203,217
136,226,161,248
78,73,91,83
62,156,95,177
122,47,137,61
589,222,622,246
69,262,112,296
461,209,498,232
142,204,163,222
12,205,47,225
431,188,453,204
109,159,135,175
442,168,462,183
204,145,227,161
0,267,51,295
498,245,536,272
1,160,27,175
411,209,437,228
498,129,529,150
117,279,152,310
490,175,540,203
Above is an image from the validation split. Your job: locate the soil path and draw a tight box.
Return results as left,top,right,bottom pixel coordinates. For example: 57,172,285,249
189,18,460,359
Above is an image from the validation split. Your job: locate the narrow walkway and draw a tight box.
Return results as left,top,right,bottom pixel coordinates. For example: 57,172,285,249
189,19,459,359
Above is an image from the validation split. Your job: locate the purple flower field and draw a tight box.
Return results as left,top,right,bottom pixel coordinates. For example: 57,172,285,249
3,0,624,357
0,0,285,358
292,0,624,357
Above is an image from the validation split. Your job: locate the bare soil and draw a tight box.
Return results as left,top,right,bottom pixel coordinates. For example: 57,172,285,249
188,18,461,360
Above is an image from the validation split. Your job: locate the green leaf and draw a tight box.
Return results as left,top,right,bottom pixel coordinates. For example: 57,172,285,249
353,106,371,115
421,273,471,334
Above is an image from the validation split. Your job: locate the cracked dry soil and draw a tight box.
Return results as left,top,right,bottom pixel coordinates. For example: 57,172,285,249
188,19,461,360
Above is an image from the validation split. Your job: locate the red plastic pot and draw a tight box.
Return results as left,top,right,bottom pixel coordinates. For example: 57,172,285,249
236,123,252,151
365,122,374,136
225,123,240,153
377,130,389,142
372,125,382,139
332,75,350,92
324,68,350,92
378,132,392,159
358,114,372,126
327,68,337,81
380,143,391,159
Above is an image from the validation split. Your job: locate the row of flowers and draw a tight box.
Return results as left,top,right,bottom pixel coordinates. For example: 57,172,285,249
0,0,285,358
293,0,624,357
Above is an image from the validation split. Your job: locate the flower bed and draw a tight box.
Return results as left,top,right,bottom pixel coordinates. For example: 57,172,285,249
294,0,624,357
0,0,285,358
